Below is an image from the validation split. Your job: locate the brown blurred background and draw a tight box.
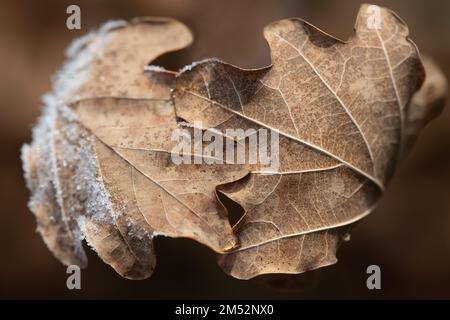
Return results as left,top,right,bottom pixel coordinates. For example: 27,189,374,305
1,0,449,299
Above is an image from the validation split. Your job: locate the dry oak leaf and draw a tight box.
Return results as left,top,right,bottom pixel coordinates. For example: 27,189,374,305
21,18,195,279
22,18,248,280
174,4,445,279
21,5,447,281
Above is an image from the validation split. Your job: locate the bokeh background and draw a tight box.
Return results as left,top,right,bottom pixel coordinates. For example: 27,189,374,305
1,0,450,299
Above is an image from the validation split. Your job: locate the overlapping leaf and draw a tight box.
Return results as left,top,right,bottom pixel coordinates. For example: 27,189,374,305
23,18,248,279
22,5,446,280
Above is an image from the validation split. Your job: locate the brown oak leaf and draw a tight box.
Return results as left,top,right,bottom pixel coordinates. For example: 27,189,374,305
22,5,447,280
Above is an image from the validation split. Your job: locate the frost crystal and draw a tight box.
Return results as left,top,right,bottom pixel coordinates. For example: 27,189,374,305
21,20,131,267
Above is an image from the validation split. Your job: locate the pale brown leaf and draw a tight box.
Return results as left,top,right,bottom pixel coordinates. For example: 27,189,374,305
173,5,440,279
21,5,446,280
